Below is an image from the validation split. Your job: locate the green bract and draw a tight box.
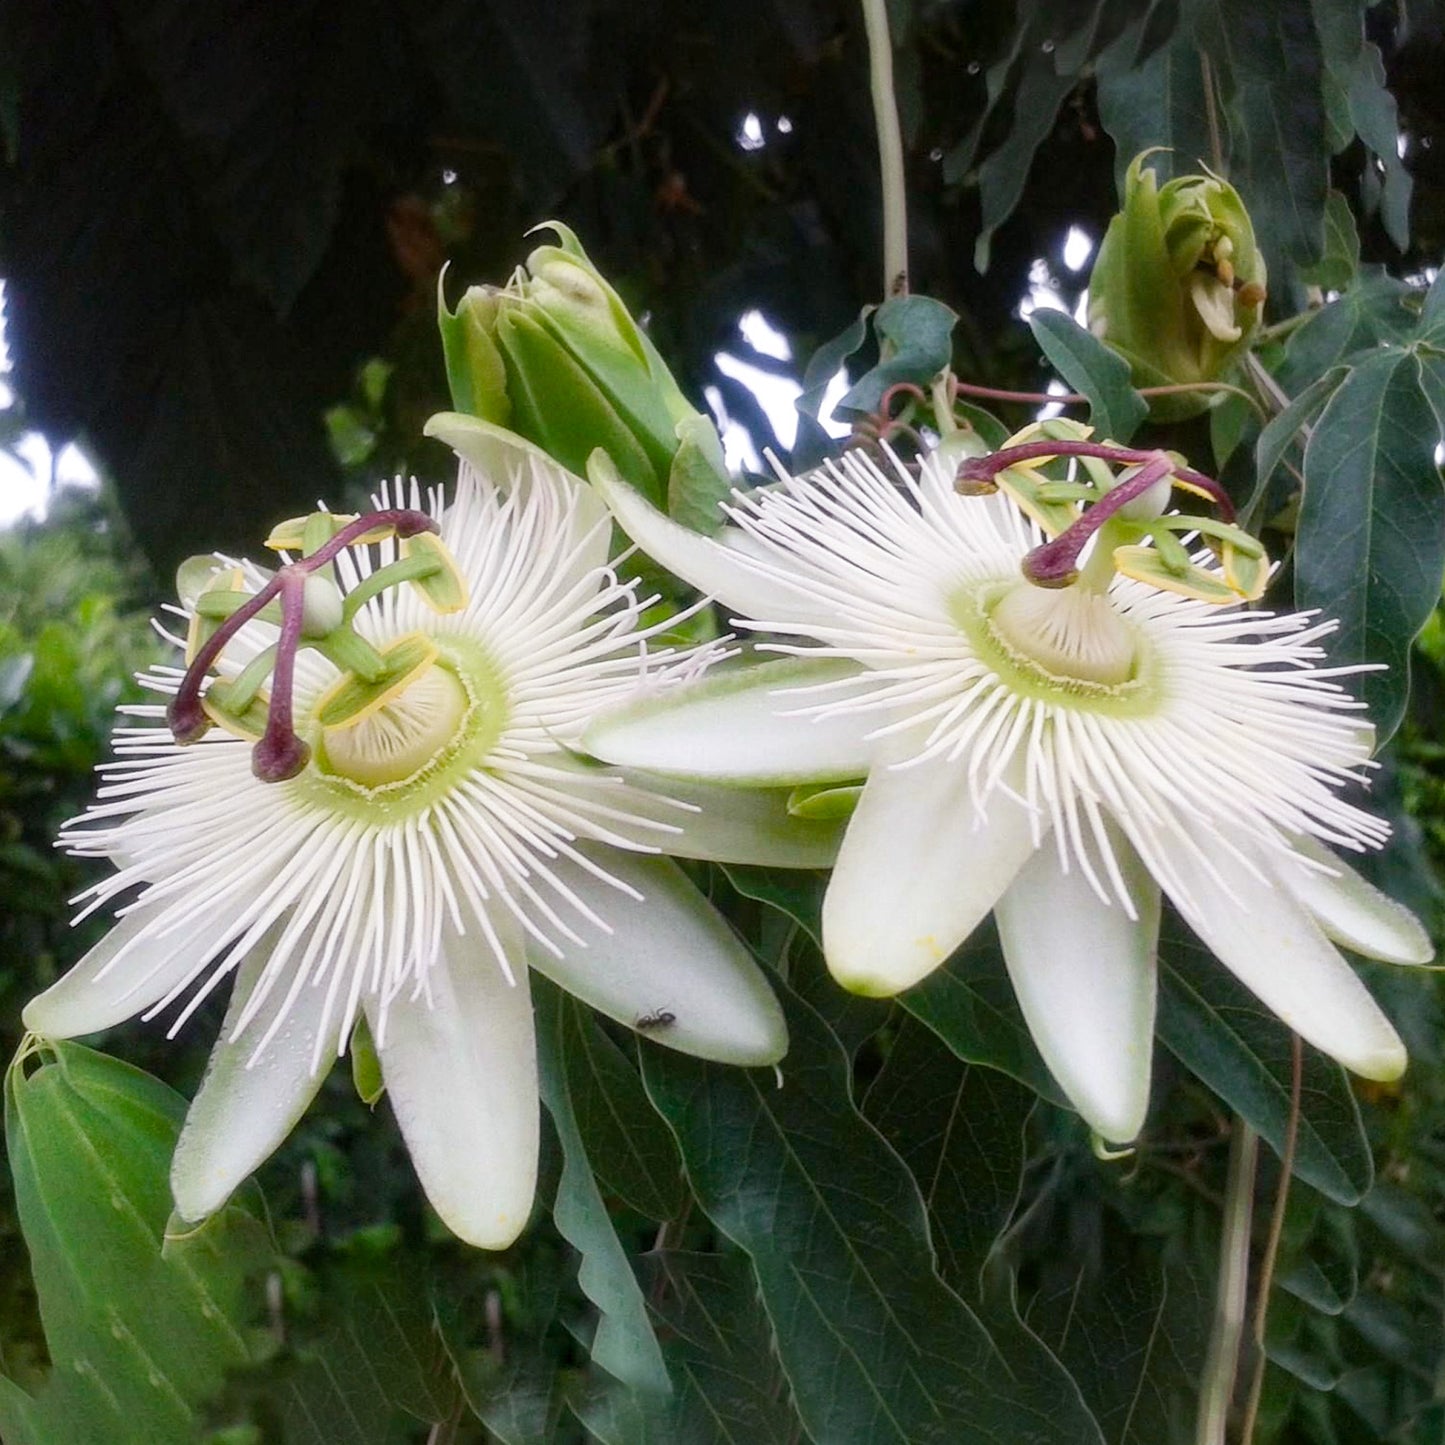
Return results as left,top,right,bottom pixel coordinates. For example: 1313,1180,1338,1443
1086,152,1267,421
438,223,731,529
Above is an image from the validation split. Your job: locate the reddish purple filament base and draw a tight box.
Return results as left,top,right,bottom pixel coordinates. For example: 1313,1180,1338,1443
167,508,439,783
954,440,1234,589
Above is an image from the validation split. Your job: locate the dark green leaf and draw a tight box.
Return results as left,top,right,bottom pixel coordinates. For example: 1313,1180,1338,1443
973,65,1078,273
903,923,1070,1107
1297,190,1361,291
1244,364,1348,528
641,983,1104,1445
1419,268,1445,343
534,979,671,1398
576,1251,799,1444
1029,309,1148,443
563,1010,686,1223
1296,345,1445,741
1157,916,1374,1205
1278,269,1416,389
794,309,873,467
1028,1253,1212,1445
1215,0,1329,266
837,296,958,418
862,1017,1034,1293
1096,20,1216,192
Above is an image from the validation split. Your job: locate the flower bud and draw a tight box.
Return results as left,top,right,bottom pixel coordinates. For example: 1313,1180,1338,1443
1086,152,1267,421
439,224,729,524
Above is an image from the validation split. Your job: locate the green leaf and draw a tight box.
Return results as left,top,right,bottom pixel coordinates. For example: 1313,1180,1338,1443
1419,267,1445,344
1156,915,1374,1205
973,63,1078,273
1214,0,1329,266
641,982,1105,1445
534,978,671,1398
1297,190,1361,291
862,1017,1034,1293
837,296,957,419
4,1040,272,1445
1096,16,1216,194
794,309,873,467
1029,309,1148,444
1296,344,1445,742
902,922,1070,1108
575,1251,799,1444
1243,364,1348,528
563,1010,686,1223
1278,269,1416,389
1027,1251,1213,1444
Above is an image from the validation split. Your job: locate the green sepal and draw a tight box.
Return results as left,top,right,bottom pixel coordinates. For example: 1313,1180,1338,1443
438,276,513,425
666,413,732,535
786,782,865,820
314,633,439,730
497,306,664,504
349,1015,385,1106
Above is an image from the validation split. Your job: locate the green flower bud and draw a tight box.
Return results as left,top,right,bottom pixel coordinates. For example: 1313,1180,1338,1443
1086,151,1267,422
438,223,730,527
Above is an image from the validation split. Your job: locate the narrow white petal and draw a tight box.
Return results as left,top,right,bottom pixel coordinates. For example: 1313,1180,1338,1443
23,907,230,1038
171,930,342,1222
995,823,1160,1142
528,849,787,1066
588,449,835,624
617,771,844,868
371,921,539,1250
821,751,1039,996
583,657,875,785
1278,836,1434,966
1152,833,1407,1081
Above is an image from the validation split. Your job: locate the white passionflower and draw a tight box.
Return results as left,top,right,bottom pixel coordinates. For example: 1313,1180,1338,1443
582,431,1433,1143
24,417,835,1249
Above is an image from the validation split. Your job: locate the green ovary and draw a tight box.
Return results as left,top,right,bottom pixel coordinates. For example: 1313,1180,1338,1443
954,580,1164,717
295,642,509,820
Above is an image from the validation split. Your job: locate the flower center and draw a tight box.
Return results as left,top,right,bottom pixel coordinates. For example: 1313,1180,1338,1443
317,662,471,787
988,581,1138,687
295,640,510,821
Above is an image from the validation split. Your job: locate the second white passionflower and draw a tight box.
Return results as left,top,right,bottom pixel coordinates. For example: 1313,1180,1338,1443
583,425,1432,1144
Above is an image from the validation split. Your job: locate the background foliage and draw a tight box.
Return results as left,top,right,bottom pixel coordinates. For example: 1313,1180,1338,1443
4,0,1445,1440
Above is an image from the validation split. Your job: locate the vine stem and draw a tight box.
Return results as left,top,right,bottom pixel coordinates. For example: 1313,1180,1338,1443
1196,1119,1259,1445
859,0,909,297
1239,1034,1304,1443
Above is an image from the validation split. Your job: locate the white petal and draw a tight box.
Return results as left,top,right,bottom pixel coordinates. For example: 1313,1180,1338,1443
583,657,875,785
528,849,787,1065
1152,833,1406,1081
171,930,341,1222
617,770,843,868
425,411,612,575
995,823,1160,1142
1278,836,1434,966
370,922,539,1250
23,907,230,1038
588,449,835,624
821,751,1039,996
